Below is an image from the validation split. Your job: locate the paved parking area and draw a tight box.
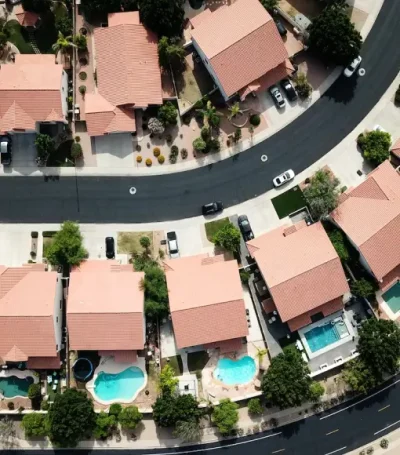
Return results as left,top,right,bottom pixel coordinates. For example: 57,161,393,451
11,133,37,168
0,230,32,266
93,134,135,168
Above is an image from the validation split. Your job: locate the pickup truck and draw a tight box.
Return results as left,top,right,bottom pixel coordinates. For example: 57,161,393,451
0,135,12,166
167,231,179,259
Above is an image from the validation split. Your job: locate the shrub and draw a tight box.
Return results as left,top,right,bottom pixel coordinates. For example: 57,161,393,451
209,114,221,128
41,400,50,411
93,412,116,440
358,130,391,166
148,117,165,134
201,126,211,141
248,398,263,416
182,115,191,125
31,231,38,239
136,155,142,163
7,402,14,410
170,145,179,156
22,413,47,438
28,383,41,402
71,142,83,160
233,128,242,143
395,85,400,104
193,137,207,152
295,73,312,99
79,85,86,95
181,148,188,159
240,270,250,284
166,134,173,143
79,72,87,81
158,101,178,126
351,278,376,298
169,153,177,164
109,403,122,418
250,114,261,127
75,136,81,143
146,158,152,167
380,438,389,449
208,138,220,152
118,406,143,430
158,155,165,164
153,147,161,157
212,399,239,435
136,144,141,152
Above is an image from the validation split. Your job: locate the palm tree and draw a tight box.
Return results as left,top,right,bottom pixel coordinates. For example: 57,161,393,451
52,32,75,54
196,101,222,128
228,102,242,121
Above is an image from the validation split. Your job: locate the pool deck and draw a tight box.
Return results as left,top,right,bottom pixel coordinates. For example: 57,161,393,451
376,281,400,320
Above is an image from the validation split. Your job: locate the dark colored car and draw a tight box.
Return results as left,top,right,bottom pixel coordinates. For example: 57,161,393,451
202,201,224,216
105,237,115,259
238,215,254,241
280,78,298,101
0,134,12,166
274,19,287,37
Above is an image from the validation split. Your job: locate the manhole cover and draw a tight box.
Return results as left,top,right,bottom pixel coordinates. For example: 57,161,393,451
358,68,366,77
129,187,137,195
261,154,268,162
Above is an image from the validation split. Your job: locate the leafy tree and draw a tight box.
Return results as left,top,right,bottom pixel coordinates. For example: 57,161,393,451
71,142,83,160
93,412,116,440
21,413,47,438
158,36,185,69
35,134,55,161
81,0,137,21
294,73,312,99
0,417,16,448
109,403,122,418
213,223,241,253
212,399,239,435
174,394,203,423
73,34,87,50
159,364,178,395
22,0,50,13
262,347,319,409
55,15,73,36
193,137,207,153
196,101,221,128
142,265,169,320
140,0,185,38
28,383,41,402
248,398,263,416
145,299,169,320
351,278,376,298
52,32,75,54
47,389,96,448
158,101,178,126
327,228,349,262
140,236,151,250
153,393,177,427
0,32,7,49
259,0,278,12
307,2,362,65
357,130,391,166
118,406,143,430
357,319,400,381
342,358,377,394
174,419,202,442
303,169,340,220
309,382,325,401
227,102,243,121
46,221,88,268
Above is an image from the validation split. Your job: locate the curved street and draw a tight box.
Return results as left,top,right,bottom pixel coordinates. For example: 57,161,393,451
0,0,399,223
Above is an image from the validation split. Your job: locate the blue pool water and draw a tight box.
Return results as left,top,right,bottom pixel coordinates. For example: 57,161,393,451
304,319,349,353
214,356,256,385
0,376,34,398
382,282,400,314
94,367,145,402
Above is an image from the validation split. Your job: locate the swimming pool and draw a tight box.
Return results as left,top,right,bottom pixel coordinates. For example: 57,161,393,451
382,282,400,315
304,318,350,353
94,367,145,403
0,375,34,398
214,356,256,385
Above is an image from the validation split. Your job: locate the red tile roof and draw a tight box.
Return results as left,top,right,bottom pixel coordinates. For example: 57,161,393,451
391,138,400,159
27,354,61,370
191,0,288,98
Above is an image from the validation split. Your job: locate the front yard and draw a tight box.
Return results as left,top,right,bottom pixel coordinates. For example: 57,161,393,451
271,185,306,219
205,217,230,242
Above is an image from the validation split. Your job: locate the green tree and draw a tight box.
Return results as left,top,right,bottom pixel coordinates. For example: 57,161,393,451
342,358,377,394
158,36,185,69
193,137,207,153
213,223,241,253
227,102,242,121
357,319,400,381
196,100,221,128
140,0,185,38
174,394,203,423
259,0,278,12
109,403,122,418
158,101,178,126
309,382,325,401
35,133,54,161
294,73,312,99
52,32,75,54
71,142,83,160
139,236,151,250
262,348,318,409
152,393,177,427
47,389,96,448
93,412,116,440
357,130,391,166
142,265,169,320
212,399,239,436
118,406,143,430
327,228,350,262
174,419,202,442
73,34,87,50
21,413,47,438
307,3,362,65
159,364,178,395
28,383,41,402
45,221,88,268
81,0,137,21
22,0,50,13
303,169,340,220
248,398,263,416
351,278,376,298
55,15,73,36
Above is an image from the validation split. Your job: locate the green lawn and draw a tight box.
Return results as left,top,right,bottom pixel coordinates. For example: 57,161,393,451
205,217,230,242
161,356,183,376
5,20,34,53
188,351,210,372
271,186,306,219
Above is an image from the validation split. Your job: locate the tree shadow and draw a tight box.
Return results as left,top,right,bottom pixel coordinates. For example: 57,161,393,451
323,74,359,105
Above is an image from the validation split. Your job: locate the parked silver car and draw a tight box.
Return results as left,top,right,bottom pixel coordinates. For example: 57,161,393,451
269,85,286,109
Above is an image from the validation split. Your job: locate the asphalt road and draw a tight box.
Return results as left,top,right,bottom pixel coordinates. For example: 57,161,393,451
0,0,399,224
5,375,400,454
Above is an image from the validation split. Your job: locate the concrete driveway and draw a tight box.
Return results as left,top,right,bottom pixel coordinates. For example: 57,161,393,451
11,133,37,167
0,230,31,266
93,134,135,168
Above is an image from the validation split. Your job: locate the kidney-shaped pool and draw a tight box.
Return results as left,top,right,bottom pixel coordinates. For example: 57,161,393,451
214,356,256,386
94,366,145,403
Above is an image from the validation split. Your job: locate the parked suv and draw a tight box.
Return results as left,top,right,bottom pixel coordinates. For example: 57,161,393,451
0,135,12,166
105,237,115,259
167,232,179,258
202,201,223,216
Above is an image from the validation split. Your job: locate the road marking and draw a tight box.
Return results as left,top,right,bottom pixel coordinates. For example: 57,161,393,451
378,405,391,412
324,447,347,455
326,429,339,436
272,450,285,454
320,378,400,420
129,186,137,195
142,432,282,455
374,419,400,435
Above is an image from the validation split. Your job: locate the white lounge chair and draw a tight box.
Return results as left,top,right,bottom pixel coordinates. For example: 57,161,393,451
296,340,304,352
334,356,343,364
319,363,328,370
301,352,308,362
351,349,358,356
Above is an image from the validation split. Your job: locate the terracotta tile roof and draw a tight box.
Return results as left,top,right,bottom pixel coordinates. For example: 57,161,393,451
391,138,400,159
248,222,349,323
98,350,137,363
332,161,400,282
27,354,61,370
0,55,64,132
203,337,243,353
14,5,39,27
0,268,58,362
164,255,248,349
108,11,140,26
67,261,145,351
189,8,212,29
191,0,288,97
94,12,162,109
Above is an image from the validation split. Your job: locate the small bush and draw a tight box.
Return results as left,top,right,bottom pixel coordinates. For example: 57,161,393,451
146,158,152,167
208,138,220,152
79,72,87,81
18,406,25,413
153,147,161,157
240,270,250,284
31,231,38,239
71,142,83,160
380,438,389,449
28,383,41,402
136,155,142,163
248,398,263,416
41,400,50,411
249,114,261,127
75,136,81,143
79,85,86,95
109,403,122,418
233,128,242,143
193,137,207,152
136,144,141,152
171,145,179,156
182,115,191,125
8,402,14,410
165,134,172,143
169,153,177,164
181,148,188,159
201,126,211,141
295,73,312,99
158,155,165,164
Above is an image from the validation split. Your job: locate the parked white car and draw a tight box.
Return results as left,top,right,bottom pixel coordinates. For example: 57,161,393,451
273,169,295,187
343,56,362,77
167,231,179,259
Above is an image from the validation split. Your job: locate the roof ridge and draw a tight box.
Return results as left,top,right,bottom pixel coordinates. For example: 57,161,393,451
173,298,244,312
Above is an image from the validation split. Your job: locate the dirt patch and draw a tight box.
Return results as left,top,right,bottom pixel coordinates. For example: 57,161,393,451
117,232,153,256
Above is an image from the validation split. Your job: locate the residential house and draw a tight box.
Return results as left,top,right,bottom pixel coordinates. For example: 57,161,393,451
67,261,145,363
189,0,294,101
0,264,63,370
85,12,163,137
0,55,68,134
163,255,248,352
